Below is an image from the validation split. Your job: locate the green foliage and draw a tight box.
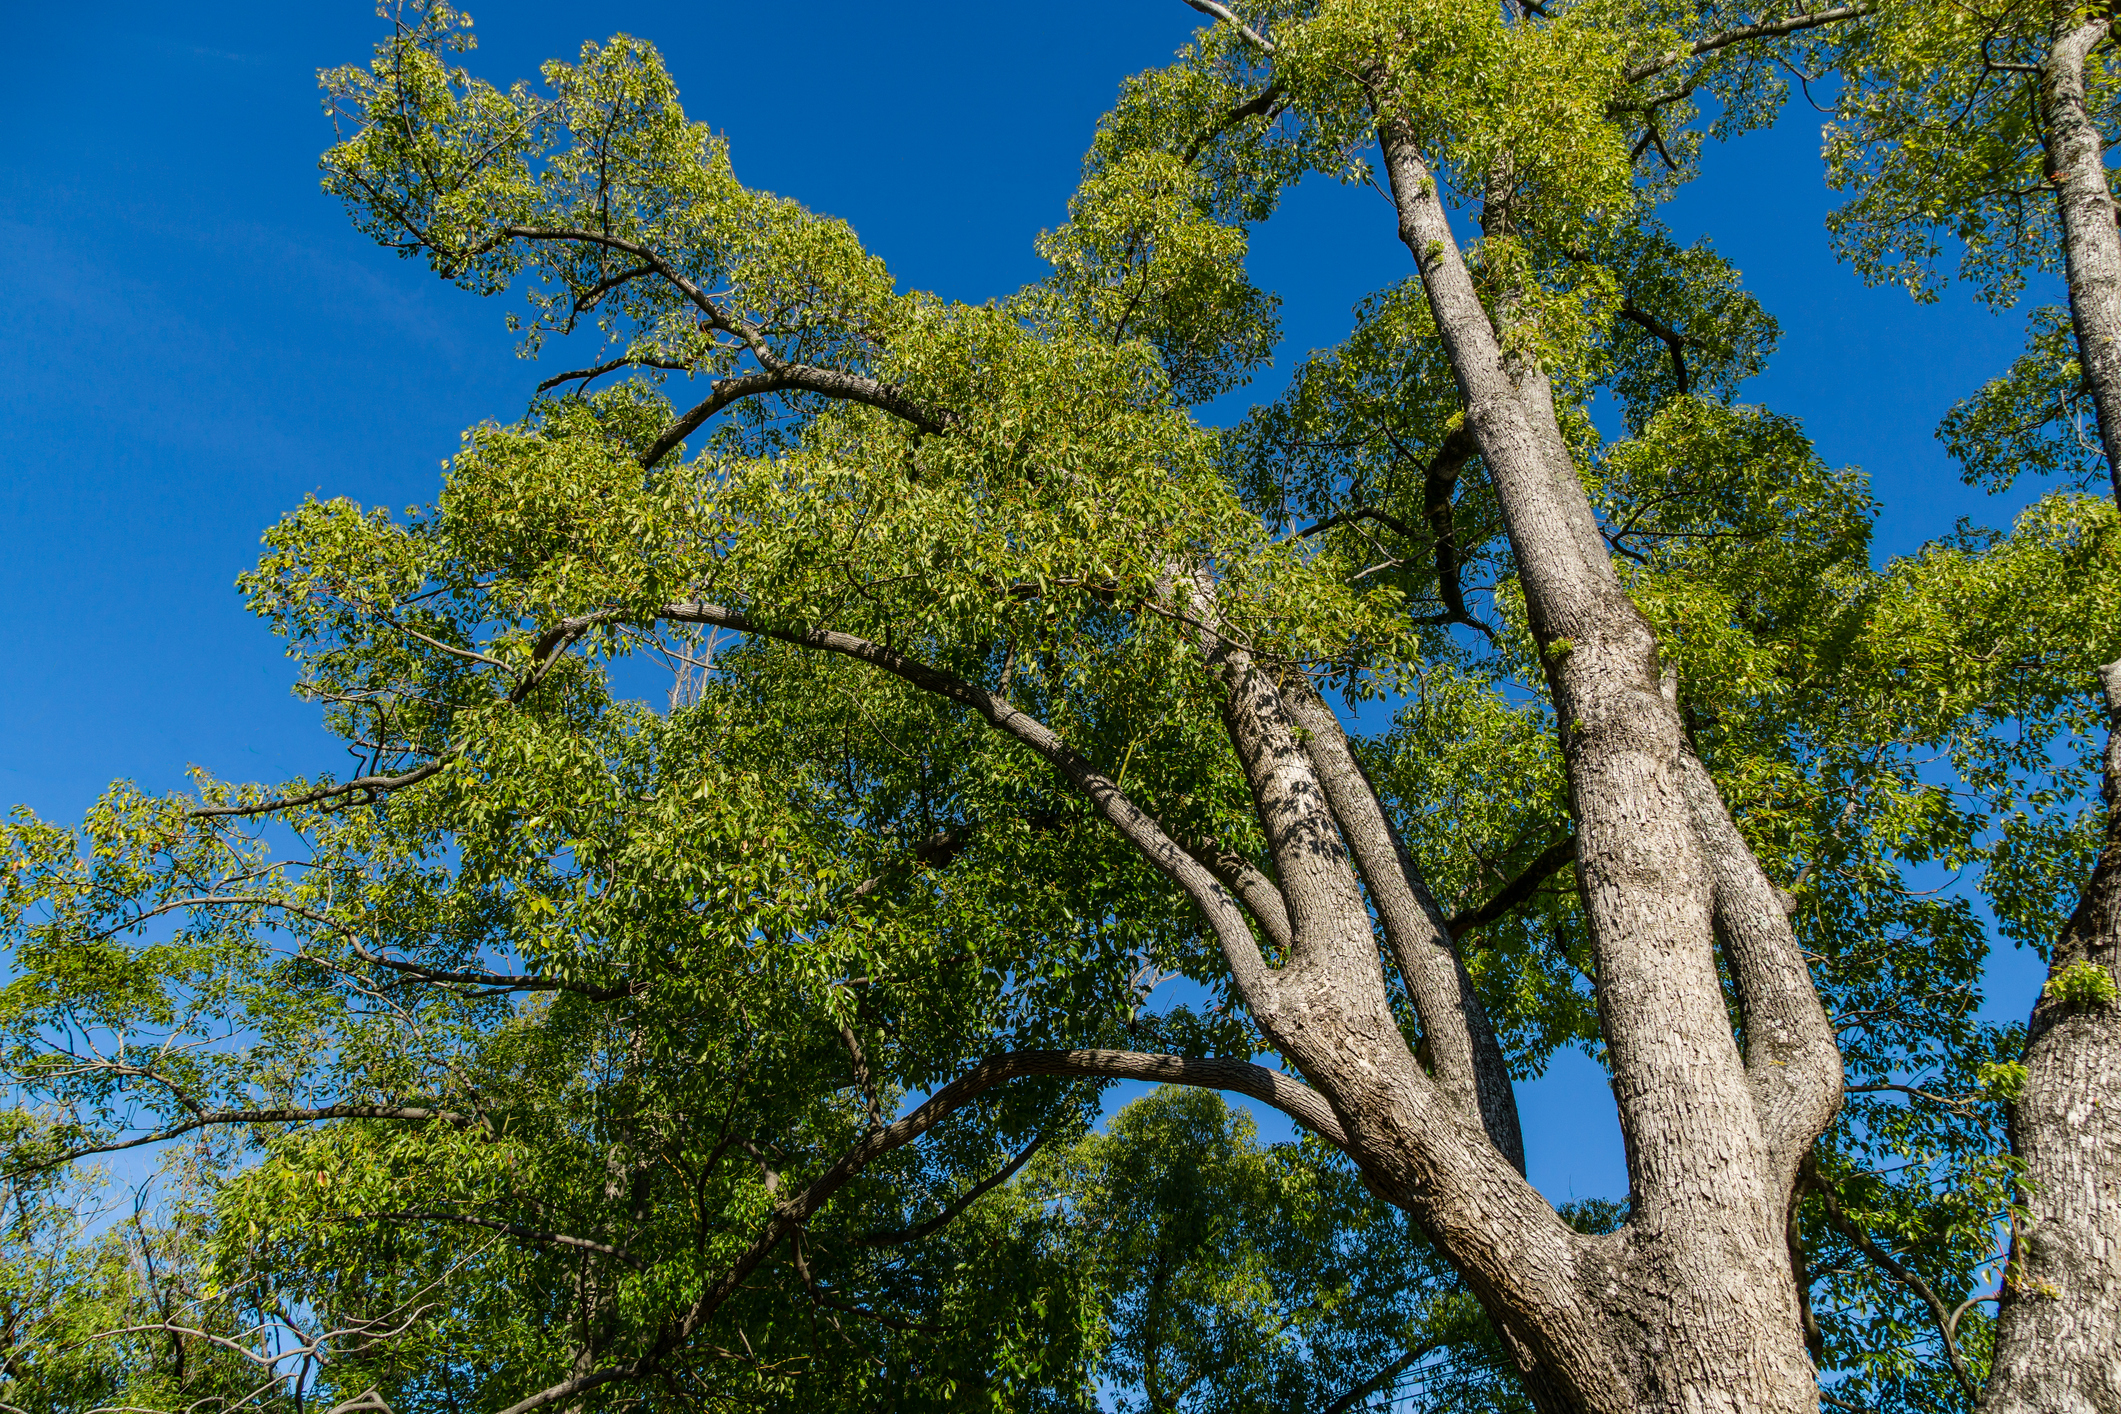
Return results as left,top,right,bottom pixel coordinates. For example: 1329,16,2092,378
1021,1087,1527,1413
1941,305,2108,494
1824,0,2117,306
2043,958,2120,1006
8,2,2120,1411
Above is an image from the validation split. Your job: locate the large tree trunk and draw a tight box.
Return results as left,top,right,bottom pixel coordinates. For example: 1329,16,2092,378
1982,677,2121,1414
1336,96,1843,1411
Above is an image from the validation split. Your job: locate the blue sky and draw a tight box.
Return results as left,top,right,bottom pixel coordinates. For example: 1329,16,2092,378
1,1,2057,1204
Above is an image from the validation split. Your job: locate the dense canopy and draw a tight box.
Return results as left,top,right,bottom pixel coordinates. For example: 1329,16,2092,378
6,3,2121,1412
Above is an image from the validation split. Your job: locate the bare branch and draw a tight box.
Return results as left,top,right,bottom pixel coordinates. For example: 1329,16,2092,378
1181,0,1276,53
535,354,692,394
344,940,642,1001
849,1131,1049,1246
1622,6,1873,86
190,761,447,819
1321,1339,1442,1414
1448,837,1578,937
1297,507,1421,541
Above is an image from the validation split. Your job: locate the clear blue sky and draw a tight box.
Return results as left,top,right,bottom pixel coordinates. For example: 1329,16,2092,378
0,1,2054,1204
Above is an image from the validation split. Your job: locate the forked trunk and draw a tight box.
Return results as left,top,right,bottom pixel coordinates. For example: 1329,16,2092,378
1349,103,1841,1412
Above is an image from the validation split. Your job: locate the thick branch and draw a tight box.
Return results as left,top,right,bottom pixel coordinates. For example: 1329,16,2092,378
2043,20,2121,502
1174,831,1293,952
1447,836,1578,936
1282,683,1525,1171
1180,0,1276,53
1676,743,1841,1180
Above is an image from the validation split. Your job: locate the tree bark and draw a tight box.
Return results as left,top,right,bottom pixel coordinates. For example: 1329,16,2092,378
2043,19,2121,506
1982,21,2121,1406
1982,662,2121,1414
1282,680,1527,1172
1365,99,1838,1413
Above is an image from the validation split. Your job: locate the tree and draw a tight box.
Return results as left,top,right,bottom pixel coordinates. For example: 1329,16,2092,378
5,2,2119,1411
1825,4,2121,1407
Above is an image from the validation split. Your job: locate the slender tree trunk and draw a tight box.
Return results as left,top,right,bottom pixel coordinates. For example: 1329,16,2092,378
1982,20,2121,1408
1982,666,2121,1414
2043,18,2121,506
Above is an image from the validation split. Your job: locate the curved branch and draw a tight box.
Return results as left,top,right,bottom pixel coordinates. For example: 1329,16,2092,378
1180,84,1283,165
344,940,642,1001
1622,5,1872,85
496,225,948,446
674,1049,1345,1338
1421,422,1482,628
638,371,791,466
190,761,447,820
1618,303,1691,396
535,354,691,394
849,1131,1049,1246
1173,831,1292,952
1180,0,1276,53
490,1050,1346,1414
1297,506,1420,541
1321,1339,1441,1414
1296,423,1491,641
1802,1153,1977,1398
652,601,1274,997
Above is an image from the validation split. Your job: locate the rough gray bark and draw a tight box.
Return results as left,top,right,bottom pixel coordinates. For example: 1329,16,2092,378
2043,19,2121,506
1982,665,2121,1414
1282,680,1527,1172
1980,21,2121,1407
1359,100,1842,1413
